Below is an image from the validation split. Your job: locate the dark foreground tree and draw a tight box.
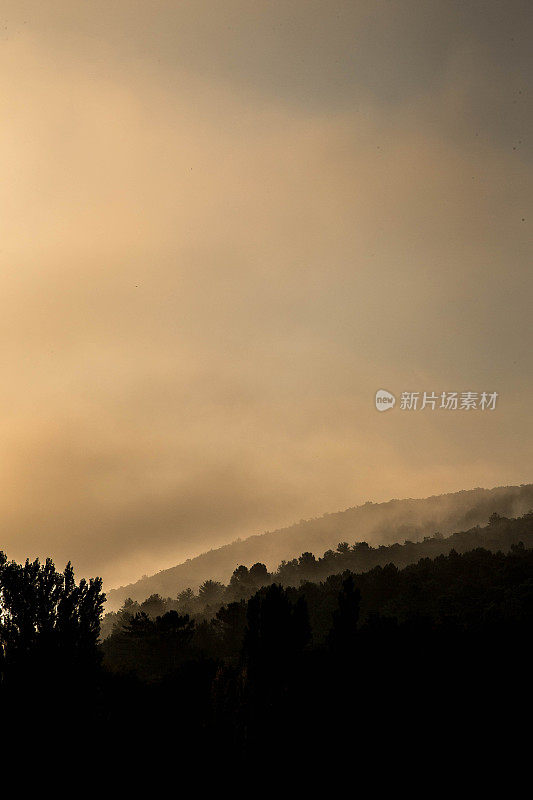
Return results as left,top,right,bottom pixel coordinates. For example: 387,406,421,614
327,573,361,657
0,552,105,688
104,609,195,679
243,583,311,679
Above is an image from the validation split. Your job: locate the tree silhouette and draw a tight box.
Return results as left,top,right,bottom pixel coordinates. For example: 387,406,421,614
327,574,361,657
243,583,311,679
0,552,105,680
199,580,225,606
1,552,105,737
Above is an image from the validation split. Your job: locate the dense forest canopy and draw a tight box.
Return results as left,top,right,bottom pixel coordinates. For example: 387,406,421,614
2,508,531,762
106,483,533,608
101,509,533,638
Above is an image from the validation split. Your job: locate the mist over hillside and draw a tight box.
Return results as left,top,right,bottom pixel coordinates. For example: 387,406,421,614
106,483,533,609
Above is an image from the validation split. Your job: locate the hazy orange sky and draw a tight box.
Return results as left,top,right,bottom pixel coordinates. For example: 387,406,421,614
0,1,531,588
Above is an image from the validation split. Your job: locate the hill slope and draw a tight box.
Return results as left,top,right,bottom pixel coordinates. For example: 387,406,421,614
106,483,533,608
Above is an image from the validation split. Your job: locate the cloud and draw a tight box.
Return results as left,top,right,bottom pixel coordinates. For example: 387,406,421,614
0,3,531,587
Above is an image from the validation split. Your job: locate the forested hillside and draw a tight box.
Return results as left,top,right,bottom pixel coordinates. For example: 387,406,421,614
106,483,533,608
97,512,532,759
3,510,531,762
101,507,533,635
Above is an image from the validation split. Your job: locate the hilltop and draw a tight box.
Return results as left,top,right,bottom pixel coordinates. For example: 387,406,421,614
106,483,533,609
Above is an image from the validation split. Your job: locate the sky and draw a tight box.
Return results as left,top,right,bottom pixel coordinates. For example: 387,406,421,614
0,1,531,588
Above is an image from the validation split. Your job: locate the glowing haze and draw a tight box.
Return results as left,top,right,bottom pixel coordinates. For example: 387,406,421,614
0,1,531,587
